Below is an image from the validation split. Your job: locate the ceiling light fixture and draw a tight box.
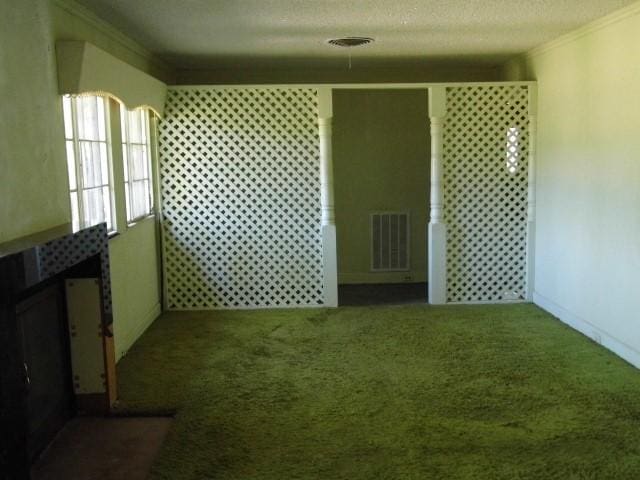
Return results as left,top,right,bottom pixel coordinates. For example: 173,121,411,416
327,37,374,70
327,37,375,48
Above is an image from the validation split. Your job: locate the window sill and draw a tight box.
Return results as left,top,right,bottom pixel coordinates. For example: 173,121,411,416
127,213,156,229
108,215,155,242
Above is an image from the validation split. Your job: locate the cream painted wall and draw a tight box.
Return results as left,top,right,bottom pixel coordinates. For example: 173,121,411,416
0,0,70,243
52,0,174,83
333,89,430,284
525,4,640,366
109,217,161,359
0,0,163,361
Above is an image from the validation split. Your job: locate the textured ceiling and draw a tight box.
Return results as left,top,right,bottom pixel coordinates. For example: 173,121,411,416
74,0,636,69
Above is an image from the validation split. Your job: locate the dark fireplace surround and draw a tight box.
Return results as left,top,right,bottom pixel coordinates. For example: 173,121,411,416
0,223,117,479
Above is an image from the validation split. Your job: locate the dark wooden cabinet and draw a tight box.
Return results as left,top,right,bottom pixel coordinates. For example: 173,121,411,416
17,284,75,463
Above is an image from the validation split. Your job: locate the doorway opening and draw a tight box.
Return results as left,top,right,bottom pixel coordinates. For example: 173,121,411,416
332,89,430,306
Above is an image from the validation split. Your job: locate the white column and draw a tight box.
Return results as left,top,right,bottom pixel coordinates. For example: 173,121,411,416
318,87,338,307
525,86,538,301
428,87,447,305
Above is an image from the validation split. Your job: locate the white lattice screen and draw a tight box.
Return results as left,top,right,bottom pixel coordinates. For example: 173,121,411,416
443,85,530,303
158,88,323,309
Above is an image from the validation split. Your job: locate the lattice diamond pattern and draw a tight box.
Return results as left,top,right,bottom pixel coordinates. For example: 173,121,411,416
159,88,323,309
38,223,112,316
443,85,530,303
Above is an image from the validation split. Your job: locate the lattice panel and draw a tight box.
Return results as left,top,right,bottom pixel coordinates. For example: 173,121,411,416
443,85,530,303
38,223,112,317
159,88,323,309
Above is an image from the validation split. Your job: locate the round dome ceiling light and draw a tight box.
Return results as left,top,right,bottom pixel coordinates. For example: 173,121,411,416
327,37,375,48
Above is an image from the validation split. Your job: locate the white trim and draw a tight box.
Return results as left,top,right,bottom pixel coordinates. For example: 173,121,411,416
428,86,447,305
322,225,338,307
115,302,161,361
317,88,338,307
148,115,167,311
65,94,117,232
53,0,171,74
166,304,326,312
122,213,156,231
168,81,536,91
525,86,538,301
446,300,527,305
56,41,168,116
122,108,154,223
527,0,640,58
534,292,640,369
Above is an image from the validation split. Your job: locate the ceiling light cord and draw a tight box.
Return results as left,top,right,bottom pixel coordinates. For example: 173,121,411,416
326,37,374,70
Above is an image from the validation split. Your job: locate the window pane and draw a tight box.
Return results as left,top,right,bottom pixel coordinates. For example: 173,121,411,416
62,96,73,139
123,107,153,223
66,141,76,191
130,145,146,180
70,192,79,231
65,95,114,232
82,187,105,227
80,141,102,188
131,180,147,219
129,110,142,143
78,96,99,140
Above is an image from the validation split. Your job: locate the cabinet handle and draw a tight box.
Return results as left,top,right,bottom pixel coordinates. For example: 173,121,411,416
23,362,30,388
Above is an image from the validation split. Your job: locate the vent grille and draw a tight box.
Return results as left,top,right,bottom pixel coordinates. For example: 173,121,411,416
371,212,410,272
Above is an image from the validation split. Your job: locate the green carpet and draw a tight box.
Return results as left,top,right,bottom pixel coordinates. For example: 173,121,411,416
115,304,640,479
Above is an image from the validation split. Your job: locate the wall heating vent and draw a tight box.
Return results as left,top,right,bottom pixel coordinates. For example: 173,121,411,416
370,212,410,272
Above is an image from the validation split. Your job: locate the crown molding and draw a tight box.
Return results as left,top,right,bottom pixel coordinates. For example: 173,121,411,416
52,0,172,74
527,0,640,58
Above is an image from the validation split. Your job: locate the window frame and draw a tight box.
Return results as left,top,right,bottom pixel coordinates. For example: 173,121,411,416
121,108,155,224
63,94,116,232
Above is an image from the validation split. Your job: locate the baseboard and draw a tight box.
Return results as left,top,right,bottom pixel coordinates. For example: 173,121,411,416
533,292,640,369
116,302,161,361
339,271,426,285
166,304,324,311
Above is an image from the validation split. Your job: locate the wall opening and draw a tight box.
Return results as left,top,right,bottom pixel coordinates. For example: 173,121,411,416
333,89,430,306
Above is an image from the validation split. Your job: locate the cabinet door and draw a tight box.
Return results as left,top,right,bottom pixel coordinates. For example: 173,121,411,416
0,304,29,480
17,283,74,462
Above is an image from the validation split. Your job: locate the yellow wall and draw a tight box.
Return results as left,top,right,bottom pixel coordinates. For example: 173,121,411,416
109,217,161,359
523,3,640,365
52,0,174,83
1,0,70,243
0,0,164,360
333,89,430,284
